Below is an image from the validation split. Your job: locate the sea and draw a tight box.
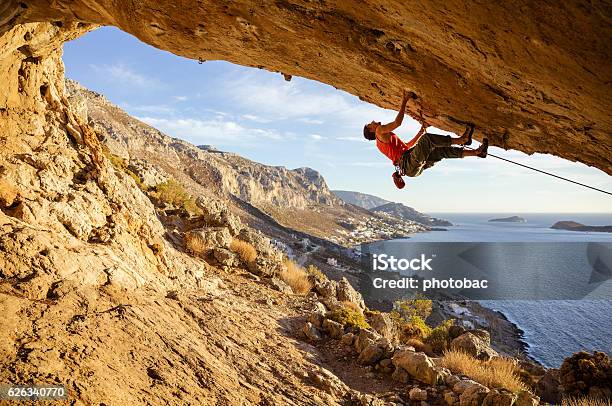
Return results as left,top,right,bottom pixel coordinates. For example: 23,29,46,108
404,213,612,368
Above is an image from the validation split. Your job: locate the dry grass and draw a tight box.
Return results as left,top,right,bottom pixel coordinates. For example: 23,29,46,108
440,349,528,393
562,397,612,406
230,239,257,264
184,232,207,256
280,259,312,295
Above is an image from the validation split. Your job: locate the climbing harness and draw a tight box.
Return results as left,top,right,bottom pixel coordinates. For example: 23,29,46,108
464,145,612,196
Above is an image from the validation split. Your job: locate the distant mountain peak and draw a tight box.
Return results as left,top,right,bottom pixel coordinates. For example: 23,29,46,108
332,190,390,210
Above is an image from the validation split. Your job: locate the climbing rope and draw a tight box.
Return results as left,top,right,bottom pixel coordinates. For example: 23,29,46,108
464,145,612,196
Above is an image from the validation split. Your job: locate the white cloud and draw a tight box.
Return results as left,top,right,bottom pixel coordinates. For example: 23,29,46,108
336,135,366,143
241,114,271,123
298,117,325,125
173,95,188,102
309,134,323,141
89,63,162,88
135,116,284,145
223,74,396,127
339,161,390,168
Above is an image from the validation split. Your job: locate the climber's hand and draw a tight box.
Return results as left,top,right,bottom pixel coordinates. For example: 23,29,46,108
402,89,411,103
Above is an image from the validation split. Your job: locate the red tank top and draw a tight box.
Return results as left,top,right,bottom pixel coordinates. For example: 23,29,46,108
376,132,411,164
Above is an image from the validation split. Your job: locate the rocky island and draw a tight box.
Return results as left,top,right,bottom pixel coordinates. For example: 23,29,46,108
489,216,527,223
551,221,612,233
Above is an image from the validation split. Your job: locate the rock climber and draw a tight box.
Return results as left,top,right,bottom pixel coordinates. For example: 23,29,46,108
363,90,488,188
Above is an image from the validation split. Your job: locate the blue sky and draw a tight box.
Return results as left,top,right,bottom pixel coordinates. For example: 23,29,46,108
62,27,612,213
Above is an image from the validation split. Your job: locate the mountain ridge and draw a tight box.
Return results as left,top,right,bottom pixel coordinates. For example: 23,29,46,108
333,190,452,227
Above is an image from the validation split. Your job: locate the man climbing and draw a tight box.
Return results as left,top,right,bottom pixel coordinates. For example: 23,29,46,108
363,90,488,188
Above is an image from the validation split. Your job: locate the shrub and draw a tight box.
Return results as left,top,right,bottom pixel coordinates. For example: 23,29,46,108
559,351,611,399
425,319,454,354
562,397,612,406
327,307,370,329
393,295,432,321
405,338,433,355
102,149,145,190
152,179,202,216
306,264,326,282
440,349,528,393
280,259,312,295
230,239,257,264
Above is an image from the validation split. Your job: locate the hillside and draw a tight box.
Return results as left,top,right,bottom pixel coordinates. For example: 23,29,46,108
333,191,452,227
67,80,430,246
332,190,391,210
371,203,453,227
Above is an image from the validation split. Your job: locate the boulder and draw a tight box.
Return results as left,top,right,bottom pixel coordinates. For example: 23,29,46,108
184,227,232,255
308,302,327,328
302,322,321,341
392,349,446,386
456,380,489,406
367,311,398,344
336,277,365,310
248,256,284,278
469,329,491,345
444,390,459,405
237,228,280,260
448,325,467,340
515,391,540,406
212,248,236,266
265,277,292,294
357,340,385,366
409,387,428,401
127,159,168,188
308,367,348,396
340,333,355,346
536,369,561,404
391,366,410,383
313,278,337,299
452,379,485,395
354,329,381,353
195,195,243,236
450,332,498,361
358,337,393,366
482,389,517,406
322,318,345,339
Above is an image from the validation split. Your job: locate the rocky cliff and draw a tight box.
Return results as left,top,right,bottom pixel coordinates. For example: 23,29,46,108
67,80,340,209
2,0,611,174
1,4,610,405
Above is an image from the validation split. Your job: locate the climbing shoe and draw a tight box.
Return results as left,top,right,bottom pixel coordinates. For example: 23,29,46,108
392,171,405,189
463,123,475,146
478,138,489,158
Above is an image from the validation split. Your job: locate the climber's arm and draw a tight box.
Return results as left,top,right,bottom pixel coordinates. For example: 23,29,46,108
376,90,411,140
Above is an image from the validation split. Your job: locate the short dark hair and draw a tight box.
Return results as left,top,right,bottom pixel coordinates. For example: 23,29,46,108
363,124,376,140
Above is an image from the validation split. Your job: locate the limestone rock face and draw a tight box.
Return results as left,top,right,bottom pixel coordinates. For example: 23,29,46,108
3,0,611,173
